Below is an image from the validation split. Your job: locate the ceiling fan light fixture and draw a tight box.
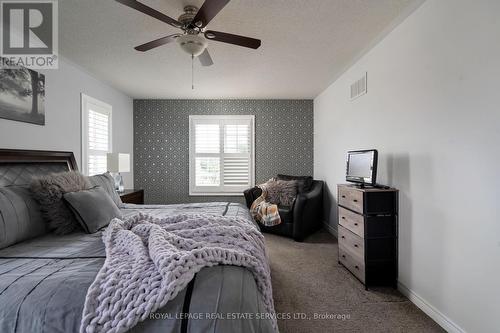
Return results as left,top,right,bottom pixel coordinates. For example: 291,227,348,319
177,34,207,56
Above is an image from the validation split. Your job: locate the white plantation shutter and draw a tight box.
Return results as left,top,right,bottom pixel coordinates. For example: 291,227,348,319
195,124,220,153
195,157,220,186
194,123,221,187
189,115,254,195
224,124,249,153
81,94,112,176
223,124,250,187
88,110,109,151
88,154,107,176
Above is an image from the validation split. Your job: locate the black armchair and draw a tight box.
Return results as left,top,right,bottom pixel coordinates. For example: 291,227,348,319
244,180,324,241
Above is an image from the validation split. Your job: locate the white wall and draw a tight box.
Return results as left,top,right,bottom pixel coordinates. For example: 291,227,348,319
0,58,134,187
314,0,500,332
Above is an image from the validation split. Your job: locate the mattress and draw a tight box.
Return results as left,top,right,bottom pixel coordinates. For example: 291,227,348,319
0,202,274,333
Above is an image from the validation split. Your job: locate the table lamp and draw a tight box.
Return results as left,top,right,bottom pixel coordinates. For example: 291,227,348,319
106,153,130,192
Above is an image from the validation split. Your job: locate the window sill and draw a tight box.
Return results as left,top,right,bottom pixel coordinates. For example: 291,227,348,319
189,192,244,196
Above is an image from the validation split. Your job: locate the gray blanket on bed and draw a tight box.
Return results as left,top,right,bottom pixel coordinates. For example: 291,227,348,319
0,202,276,333
81,213,277,333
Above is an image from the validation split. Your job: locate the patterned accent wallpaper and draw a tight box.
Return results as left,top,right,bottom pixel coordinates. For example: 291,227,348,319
134,99,313,204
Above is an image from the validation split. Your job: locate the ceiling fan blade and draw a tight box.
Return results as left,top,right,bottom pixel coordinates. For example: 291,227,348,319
115,0,182,29
198,49,214,66
191,0,230,29
135,34,181,52
204,30,261,49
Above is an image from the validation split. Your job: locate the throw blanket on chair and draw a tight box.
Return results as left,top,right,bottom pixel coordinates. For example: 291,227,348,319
250,184,281,227
80,213,277,333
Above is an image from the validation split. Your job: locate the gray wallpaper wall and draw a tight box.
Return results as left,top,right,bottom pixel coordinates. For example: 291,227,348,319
134,99,313,204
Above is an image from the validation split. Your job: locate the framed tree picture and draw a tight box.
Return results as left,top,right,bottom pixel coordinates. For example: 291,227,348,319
0,65,45,125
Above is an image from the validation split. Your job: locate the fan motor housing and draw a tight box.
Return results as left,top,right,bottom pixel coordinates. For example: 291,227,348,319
178,5,198,27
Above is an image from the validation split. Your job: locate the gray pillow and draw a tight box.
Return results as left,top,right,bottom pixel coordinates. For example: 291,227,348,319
264,179,298,207
63,186,122,234
30,171,91,234
0,186,47,249
88,172,123,208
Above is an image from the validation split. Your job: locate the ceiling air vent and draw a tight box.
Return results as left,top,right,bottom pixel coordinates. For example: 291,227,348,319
350,72,367,100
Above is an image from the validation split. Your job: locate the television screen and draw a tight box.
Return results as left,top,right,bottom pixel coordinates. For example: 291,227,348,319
346,150,378,185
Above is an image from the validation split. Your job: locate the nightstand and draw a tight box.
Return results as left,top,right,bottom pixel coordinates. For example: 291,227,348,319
120,189,144,204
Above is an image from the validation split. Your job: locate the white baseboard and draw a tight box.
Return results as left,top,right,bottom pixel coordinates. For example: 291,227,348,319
397,282,466,333
322,221,338,238
323,221,464,332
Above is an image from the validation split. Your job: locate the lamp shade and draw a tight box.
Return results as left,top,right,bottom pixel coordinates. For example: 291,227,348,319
107,153,130,173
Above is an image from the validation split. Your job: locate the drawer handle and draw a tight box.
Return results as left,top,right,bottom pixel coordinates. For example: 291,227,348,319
341,195,346,198
342,255,346,258
354,244,358,248
353,199,358,202
341,216,346,220
341,236,345,239
355,265,359,270
354,223,358,226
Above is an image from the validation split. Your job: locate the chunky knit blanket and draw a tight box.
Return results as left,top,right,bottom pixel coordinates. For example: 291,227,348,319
80,213,277,333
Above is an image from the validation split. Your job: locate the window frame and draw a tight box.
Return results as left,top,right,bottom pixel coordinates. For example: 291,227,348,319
81,93,112,176
189,115,255,196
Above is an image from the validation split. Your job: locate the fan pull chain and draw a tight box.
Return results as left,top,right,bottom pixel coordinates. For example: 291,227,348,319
191,54,194,90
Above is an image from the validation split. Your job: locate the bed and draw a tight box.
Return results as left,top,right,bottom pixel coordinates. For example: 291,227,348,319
0,149,274,333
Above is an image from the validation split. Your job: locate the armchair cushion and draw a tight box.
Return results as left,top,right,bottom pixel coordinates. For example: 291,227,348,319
278,206,293,224
276,174,313,193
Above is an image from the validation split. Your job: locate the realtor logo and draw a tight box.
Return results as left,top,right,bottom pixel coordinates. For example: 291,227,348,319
0,0,58,69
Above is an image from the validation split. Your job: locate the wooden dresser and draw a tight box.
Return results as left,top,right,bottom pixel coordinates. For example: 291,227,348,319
337,184,398,289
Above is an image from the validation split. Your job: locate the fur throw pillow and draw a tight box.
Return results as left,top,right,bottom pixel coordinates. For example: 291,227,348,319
264,179,298,207
276,174,313,193
31,171,91,234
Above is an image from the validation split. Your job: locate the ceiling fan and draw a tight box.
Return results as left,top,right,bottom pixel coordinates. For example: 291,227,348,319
115,0,262,67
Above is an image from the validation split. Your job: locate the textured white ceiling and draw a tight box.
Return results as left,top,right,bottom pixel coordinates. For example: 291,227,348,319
59,0,423,99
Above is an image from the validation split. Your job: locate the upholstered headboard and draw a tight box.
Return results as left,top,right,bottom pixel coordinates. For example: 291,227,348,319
0,149,78,249
0,149,78,186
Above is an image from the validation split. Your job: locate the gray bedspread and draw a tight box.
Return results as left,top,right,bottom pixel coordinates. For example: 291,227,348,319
0,202,274,333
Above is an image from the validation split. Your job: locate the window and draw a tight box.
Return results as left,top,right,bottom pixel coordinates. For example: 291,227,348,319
189,115,255,195
81,94,112,176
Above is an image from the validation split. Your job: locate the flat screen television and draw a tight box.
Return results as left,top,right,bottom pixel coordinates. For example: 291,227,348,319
346,149,378,186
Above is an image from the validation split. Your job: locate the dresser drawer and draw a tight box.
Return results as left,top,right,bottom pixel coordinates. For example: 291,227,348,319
338,206,364,238
339,246,365,283
338,225,364,260
338,186,363,214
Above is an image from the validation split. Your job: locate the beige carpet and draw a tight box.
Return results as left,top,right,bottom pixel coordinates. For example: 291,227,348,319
264,229,445,333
